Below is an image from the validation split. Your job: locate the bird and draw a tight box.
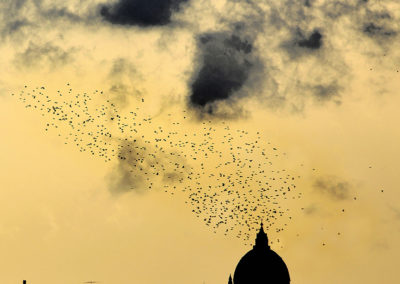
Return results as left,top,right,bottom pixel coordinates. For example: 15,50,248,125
13,83,311,241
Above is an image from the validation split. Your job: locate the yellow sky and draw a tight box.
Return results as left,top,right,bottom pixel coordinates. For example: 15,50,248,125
1,0,400,283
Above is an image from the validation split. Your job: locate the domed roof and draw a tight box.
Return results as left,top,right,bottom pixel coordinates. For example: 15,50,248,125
233,224,290,284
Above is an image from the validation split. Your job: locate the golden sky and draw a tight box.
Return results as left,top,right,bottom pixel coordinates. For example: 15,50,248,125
1,0,400,283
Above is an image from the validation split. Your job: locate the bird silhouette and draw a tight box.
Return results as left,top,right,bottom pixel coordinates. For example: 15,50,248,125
13,84,313,242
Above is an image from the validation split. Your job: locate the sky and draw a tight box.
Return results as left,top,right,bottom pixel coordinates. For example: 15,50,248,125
1,0,400,283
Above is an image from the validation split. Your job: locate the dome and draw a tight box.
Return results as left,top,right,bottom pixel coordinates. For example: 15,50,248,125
233,248,290,283
232,224,290,284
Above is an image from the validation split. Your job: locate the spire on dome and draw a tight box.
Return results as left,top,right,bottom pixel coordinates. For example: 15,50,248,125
228,274,233,284
254,222,269,249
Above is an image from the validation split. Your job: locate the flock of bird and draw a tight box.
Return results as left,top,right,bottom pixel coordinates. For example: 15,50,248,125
13,84,302,243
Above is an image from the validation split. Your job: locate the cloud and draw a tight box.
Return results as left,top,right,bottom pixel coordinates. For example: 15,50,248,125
1,0,400,120
185,0,357,118
303,203,318,215
388,204,400,221
361,8,399,46
0,0,32,38
99,0,189,27
363,22,396,38
0,0,97,41
321,0,365,20
106,58,143,106
318,0,400,44
189,31,255,113
309,81,342,104
40,6,86,23
0,19,31,37
13,41,76,70
297,29,323,49
183,1,269,117
281,28,325,60
313,176,352,201
108,139,190,194
108,140,149,194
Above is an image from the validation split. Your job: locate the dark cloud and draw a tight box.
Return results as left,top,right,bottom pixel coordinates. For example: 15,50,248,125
1,0,400,119
313,176,352,201
184,0,353,118
0,0,32,38
186,0,356,117
359,7,399,44
363,23,396,38
1,19,31,37
100,0,188,27
281,28,324,60
298,30,323,49
304,0,311,8
189,31,256,114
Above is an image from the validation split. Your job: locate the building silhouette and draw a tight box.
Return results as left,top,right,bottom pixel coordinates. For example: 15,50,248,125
228,223,290,283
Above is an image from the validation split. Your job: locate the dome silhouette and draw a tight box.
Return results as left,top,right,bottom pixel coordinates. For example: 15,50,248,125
228,223,290,284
